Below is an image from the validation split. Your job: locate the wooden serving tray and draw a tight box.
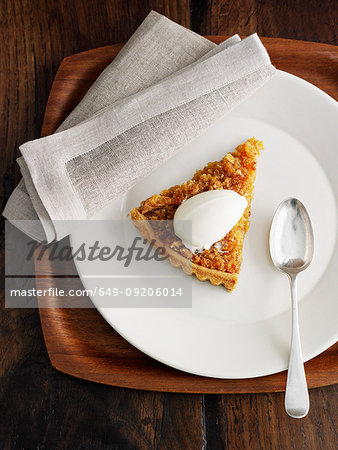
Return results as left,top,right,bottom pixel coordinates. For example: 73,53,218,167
36,37,338,392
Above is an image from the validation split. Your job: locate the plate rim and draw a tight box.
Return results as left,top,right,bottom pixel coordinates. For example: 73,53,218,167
71,69,338,379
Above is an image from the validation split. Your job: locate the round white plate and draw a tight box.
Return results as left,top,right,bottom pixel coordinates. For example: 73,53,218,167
72,71,338,378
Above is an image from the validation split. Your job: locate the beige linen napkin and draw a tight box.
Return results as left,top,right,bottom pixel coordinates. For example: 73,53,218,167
3,11,276,242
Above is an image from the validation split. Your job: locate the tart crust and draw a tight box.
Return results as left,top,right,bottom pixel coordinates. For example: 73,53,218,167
130,138,262,292
131,208,239,291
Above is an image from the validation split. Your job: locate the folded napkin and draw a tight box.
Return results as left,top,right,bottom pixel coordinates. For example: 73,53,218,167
3,11,276,242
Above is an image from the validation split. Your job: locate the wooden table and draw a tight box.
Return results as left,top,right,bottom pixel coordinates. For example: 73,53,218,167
0,1,337,449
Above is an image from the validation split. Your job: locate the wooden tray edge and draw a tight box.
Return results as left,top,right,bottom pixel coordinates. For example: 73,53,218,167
38,37,338,392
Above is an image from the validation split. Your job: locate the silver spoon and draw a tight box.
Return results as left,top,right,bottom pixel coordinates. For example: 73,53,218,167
269,198,314,419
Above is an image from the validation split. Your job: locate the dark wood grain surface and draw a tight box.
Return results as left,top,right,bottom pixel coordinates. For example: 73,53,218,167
1,1,337,449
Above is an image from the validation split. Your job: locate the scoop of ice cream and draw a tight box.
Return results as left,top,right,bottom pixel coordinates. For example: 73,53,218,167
173,190,248,252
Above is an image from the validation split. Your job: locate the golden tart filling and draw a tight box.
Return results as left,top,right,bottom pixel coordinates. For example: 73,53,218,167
130,138,263,291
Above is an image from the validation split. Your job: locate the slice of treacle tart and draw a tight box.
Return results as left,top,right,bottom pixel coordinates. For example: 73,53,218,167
130,138,263,292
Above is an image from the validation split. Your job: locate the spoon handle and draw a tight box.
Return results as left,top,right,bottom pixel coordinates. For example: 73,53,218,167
285,274,309,419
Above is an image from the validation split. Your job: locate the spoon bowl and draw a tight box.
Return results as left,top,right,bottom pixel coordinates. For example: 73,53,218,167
270,198,314,274
269,198,314,419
